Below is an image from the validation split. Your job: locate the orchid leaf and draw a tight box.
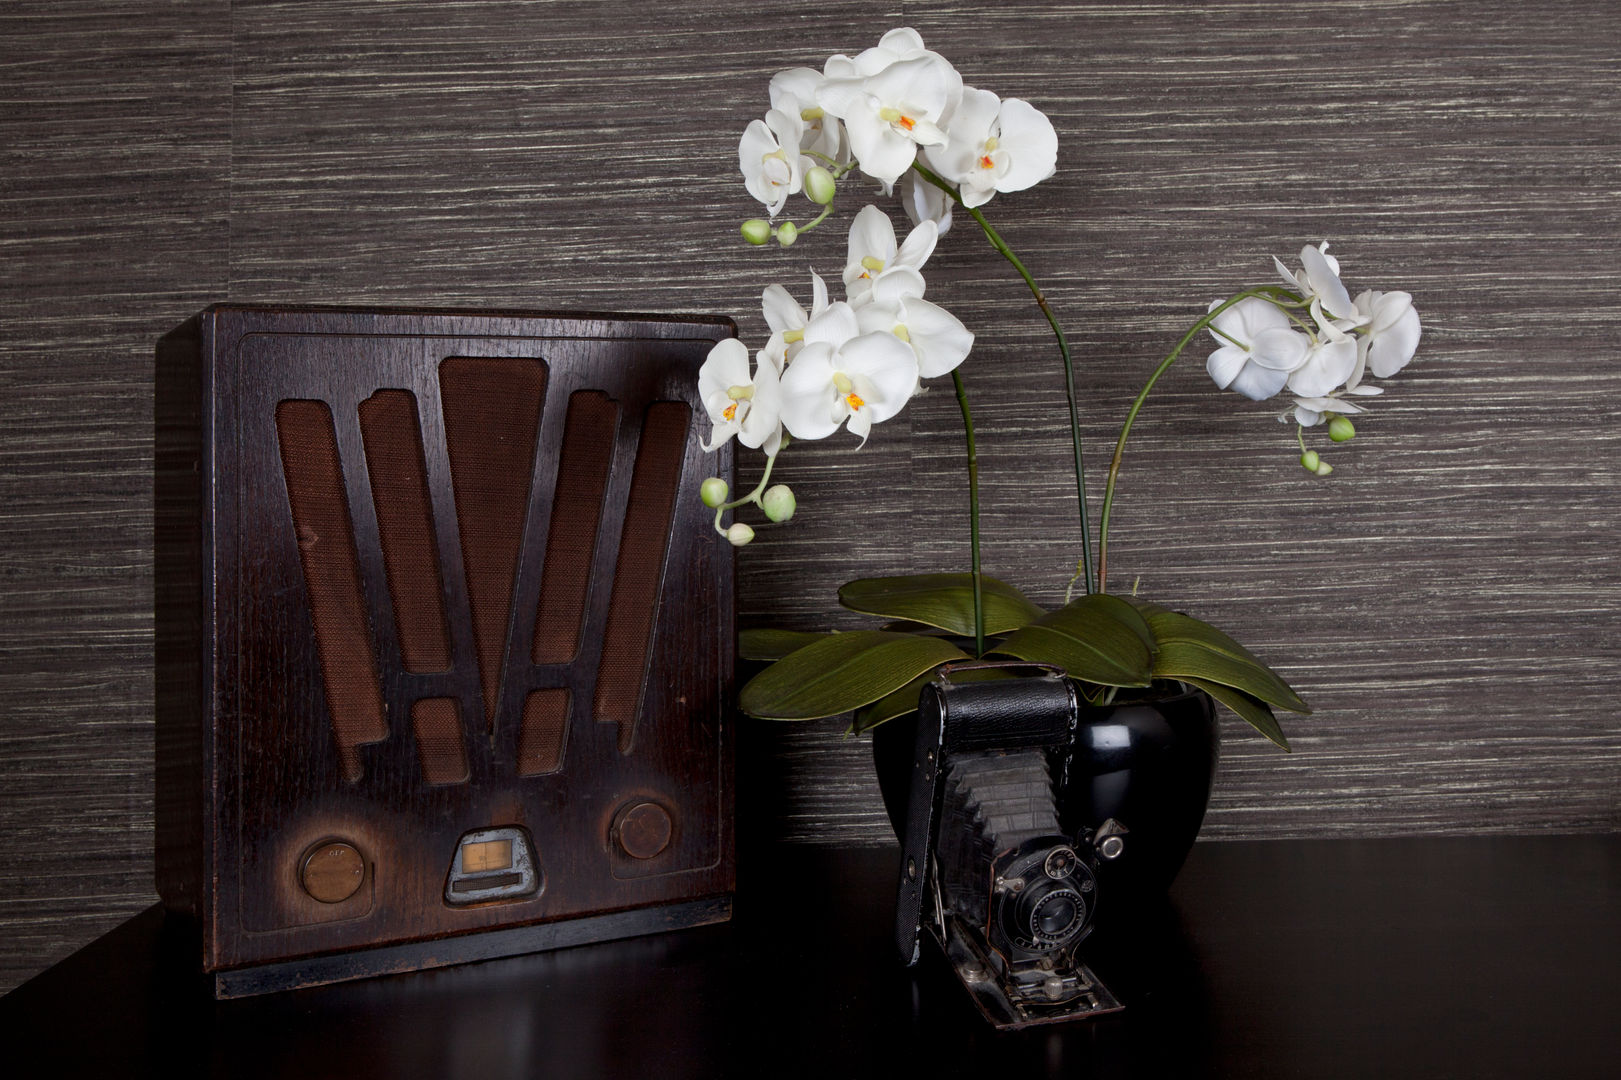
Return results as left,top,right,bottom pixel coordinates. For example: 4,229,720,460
1131,602,1311,714
738,630,971,721
838,574,1045,637
847,664,1014,735
990,593,1155,687
1182,676,1292,752
739,628,832,661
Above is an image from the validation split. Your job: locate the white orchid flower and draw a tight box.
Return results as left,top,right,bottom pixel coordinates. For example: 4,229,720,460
853,266,974,379
1274,242,1365,340
698,338,783,456
1352,289,1421,384
843,204,938,305
770,67,848,164
759,272,831,370
816,53,961,188
1205,297,1309,401
739,108,806,218
1286,385,1383,427
899,170,953,236
925,87,1058,209
824,27,936,79
778,301,920,446
1287,336,1359,397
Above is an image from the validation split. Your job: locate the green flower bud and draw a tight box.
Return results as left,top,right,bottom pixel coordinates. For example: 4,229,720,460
1328,416,1356,443
741,219,771,245
804,166,836,205
776,221,799,247
1300,450,1320,473
761,484,796,522
700,477,729,508
725,522,755,547
1314,461,1334,477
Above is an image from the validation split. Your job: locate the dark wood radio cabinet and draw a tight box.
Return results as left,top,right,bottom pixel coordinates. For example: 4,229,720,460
155,307,736,995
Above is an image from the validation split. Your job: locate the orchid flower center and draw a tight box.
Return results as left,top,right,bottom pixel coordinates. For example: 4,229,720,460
831,371,854,394
877,106,917,131
782,328,804,344
722,402,737,421
847,392,866,411
726,384,754,401
858,254,885,280
892,324,911,343
800,106,824,121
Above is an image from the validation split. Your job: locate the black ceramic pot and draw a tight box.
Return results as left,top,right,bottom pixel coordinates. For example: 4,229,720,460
871,680,1219,904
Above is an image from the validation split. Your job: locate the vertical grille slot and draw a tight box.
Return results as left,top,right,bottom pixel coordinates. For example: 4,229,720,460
439,356,547,727
532,392,618,664
410,697,469,785
518,689,570,776
275,399,387,782
595,401,691,754
358,390,451,673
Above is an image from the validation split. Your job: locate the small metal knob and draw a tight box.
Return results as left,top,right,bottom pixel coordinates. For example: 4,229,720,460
301,841,365,903
613,801,673,860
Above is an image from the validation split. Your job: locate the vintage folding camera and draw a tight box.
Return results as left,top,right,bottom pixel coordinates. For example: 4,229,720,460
894,663,1128,1029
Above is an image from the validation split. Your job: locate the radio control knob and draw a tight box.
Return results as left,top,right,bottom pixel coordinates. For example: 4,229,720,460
614,801,673,860
301,841,365,903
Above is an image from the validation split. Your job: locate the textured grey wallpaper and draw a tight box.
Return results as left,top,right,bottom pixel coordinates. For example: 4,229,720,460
1,0,1617,994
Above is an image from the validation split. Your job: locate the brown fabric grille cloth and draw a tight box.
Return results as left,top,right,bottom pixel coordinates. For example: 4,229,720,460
358,389,452,673
410,697,470,785
518,689,570,775
439,356,547,728
595,401,690,754
532,391,618,664
275,399,388,782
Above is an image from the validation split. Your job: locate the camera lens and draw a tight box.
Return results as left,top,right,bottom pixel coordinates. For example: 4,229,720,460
1036,893,1079,937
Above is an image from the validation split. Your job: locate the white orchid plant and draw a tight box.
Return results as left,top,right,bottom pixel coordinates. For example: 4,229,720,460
700,29,1423,749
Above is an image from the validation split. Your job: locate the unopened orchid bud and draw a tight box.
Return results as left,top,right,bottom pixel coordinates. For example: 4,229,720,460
1313,461,1334,477
776,221,799,247
700,477,729,508
804,166,836,205
761,484,796,522
741,219,771,245
1328,416,1356,443
1300,450,1321,473
726,522,755,547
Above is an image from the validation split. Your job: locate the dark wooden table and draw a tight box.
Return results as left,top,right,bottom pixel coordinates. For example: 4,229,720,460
3,836,1616,1078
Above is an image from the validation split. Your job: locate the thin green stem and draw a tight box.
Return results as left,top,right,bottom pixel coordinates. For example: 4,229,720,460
1095,286,1299,589
712,449,780,535
910,161,1095,597
952,369,985,657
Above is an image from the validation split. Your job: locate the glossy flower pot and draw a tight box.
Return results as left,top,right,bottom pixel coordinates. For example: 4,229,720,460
871,680,1219,903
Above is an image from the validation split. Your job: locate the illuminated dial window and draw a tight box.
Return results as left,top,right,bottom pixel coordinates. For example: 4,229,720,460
460,838,513,873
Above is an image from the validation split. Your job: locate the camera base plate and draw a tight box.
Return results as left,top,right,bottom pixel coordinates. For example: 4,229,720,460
940,922,1123,1030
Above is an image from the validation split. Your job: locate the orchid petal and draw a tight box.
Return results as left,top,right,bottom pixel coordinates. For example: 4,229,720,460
1227,360,1291,401
761,285,804,335
1368,304,1421,378
895,218,938,273
1248,327,1310,371
896,297,973,378
990,98,1058,192
777,344,842,441
1287,339,1358,397
805,300,861,349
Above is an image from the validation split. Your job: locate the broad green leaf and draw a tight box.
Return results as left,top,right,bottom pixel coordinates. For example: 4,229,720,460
1182,676,1292,751
849,672,933,735
990,593,1155,687
838,574,1045,637
847,665,1014,735
738,631,970,721
1141,608,1310,713
739,628,832,661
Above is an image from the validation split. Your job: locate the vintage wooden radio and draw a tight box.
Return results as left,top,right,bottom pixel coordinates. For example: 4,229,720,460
155,307,735,996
